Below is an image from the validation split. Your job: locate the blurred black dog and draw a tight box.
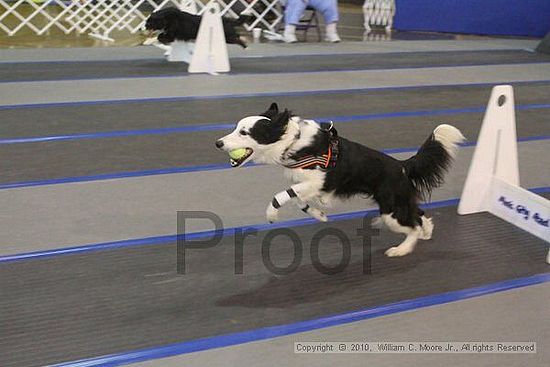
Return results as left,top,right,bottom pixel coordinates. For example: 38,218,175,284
145,7,251,48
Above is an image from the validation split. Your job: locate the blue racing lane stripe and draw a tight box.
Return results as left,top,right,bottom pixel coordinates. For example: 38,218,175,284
1,186,548,263
1,80,550,110
1,103,549,145
3,61,550,84
0,123,236,144
0,162,239,190
383,135,550,154
0,206,385,263
1,136,548,190
0,48,537,65
50,272,550,367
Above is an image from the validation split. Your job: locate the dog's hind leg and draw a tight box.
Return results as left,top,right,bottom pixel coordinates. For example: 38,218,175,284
419,215,433,240
381,213,421,257
231,36,248,48
415,208,434,240
295,200,328,222
266,181,323,223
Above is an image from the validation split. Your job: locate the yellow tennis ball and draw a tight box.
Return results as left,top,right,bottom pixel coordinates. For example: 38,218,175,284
229,148,247,160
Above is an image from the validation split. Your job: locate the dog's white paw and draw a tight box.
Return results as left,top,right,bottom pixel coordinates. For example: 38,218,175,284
266,206,279,223
385,246,413,257
309,207,328,222
419,217,433,240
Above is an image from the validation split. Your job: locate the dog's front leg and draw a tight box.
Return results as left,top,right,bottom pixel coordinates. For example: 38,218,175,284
295,200,328,222
266,182,322,223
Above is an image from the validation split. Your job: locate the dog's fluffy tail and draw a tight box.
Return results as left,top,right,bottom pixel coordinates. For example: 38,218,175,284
403,124,465,200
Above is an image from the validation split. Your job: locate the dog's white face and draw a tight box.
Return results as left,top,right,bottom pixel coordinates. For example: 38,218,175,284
216,103,292,167
215,116,268,167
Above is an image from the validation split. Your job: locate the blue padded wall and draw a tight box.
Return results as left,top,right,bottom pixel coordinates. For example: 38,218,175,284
393,0,550,37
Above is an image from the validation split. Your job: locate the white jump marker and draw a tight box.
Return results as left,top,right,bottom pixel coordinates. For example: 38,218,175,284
458,85,550,263
188,3,230,75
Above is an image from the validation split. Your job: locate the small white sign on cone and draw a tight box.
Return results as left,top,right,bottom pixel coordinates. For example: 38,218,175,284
188,3,230,75
458,85,519,215
458,85,549,262
488,177,549,243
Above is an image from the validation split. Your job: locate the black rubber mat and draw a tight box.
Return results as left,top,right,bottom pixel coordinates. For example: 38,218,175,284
0,202,548,367
1,109,549,185
1,83,549,185
1,50,549,82
2,82,550,138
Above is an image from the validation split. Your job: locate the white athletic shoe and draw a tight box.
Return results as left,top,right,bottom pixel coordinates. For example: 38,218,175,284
324,32,341,43
283,25,297,43
325,23,341,43
284,33,298,43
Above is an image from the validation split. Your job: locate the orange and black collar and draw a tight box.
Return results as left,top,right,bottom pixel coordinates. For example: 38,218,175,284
283,122,339,170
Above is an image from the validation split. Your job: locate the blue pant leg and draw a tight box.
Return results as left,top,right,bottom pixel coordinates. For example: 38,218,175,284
308,0,339,23
285,0,308,25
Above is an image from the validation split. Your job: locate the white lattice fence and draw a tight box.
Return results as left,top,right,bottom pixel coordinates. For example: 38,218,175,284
363,0,395,32
0,0,283,41
211,0,282,31
0,0,81,36
66,0,185,41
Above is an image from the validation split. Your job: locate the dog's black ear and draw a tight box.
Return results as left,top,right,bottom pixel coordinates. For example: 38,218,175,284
249,111,290,145
273,109,291,127
260,103,280,119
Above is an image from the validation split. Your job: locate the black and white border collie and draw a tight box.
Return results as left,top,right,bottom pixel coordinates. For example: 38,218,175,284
216,103,465,257
144,7,250,48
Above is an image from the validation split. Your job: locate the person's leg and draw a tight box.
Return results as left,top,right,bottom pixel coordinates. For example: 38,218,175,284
284,0,308,43
309,0,340,42
323,0,341,42
325,22,341,42
311,0,339,24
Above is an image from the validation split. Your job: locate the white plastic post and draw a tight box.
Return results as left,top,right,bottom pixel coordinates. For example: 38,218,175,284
188,2,230,75
458,85,549,263
458,85,519,215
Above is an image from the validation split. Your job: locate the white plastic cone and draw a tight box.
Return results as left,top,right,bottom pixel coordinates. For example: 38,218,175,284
458,85,519,215
188,3,230,75
458,85,549,260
